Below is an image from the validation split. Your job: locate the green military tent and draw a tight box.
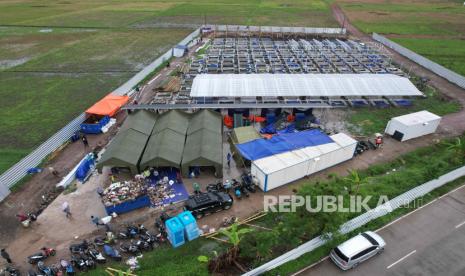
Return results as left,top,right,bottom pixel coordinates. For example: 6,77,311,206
187,109,222,135
120,110,157,135
139,129,185,169
152,110,190,135
182,110,223,177
96,129,149,174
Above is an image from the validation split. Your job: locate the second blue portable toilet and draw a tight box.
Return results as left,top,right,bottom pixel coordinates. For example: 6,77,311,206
165,217,185,248
177,211,200,241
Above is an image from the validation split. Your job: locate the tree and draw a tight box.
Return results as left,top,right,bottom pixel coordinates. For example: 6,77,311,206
220,223,254,262
344,169,369,196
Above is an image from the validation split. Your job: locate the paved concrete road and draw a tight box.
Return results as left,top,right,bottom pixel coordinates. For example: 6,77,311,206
299,185,465,276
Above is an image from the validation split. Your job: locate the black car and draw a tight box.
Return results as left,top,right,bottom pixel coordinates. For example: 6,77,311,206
185,192,233,219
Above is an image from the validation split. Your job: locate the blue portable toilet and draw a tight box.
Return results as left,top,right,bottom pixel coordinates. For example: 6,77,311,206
177,211,200,241
165,217,185,248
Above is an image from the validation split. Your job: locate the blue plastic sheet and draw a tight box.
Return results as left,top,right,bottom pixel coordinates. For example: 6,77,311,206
80,116,110,134
104,195,151,215
260,124,276,134
76,155,95,182
236,129,333,161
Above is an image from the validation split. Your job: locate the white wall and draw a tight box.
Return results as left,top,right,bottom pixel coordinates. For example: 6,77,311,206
253,141,357,192
385,118,441,141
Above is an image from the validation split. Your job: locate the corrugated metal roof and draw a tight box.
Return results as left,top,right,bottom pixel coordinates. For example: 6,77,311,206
191,74,423,97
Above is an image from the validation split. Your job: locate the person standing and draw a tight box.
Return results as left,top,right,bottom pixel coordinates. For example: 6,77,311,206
62,201,72,219
82,135,89,148
48,166,60,178
193,182,200,195
1,249,12,264
226,152,232,168
91,216,101,227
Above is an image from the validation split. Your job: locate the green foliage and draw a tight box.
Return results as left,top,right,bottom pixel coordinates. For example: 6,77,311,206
220,223,254,247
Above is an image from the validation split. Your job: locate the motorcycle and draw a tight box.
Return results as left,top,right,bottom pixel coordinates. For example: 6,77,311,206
80,253,96,270
241,173,257,193
119,241,140,255
69,240,89,254
70,254,87,272
240,185,250,197
3,266,21,276
154,219,168,239
135,239,153,251
37,261,53,276
103,245,122,262
60,259,75,276
87,248,106,264
118,225,139,239
27,247,56,264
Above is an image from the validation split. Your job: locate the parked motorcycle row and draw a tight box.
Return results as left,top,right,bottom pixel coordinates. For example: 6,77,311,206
206,172,257,200
3,222,169,276
354,139,377,156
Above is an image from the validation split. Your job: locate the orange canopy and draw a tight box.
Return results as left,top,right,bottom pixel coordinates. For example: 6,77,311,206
86,94,129,117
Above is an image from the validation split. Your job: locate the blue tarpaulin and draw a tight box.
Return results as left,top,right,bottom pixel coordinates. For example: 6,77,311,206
260,124,277,134
236,129,333,161
104,195,151,215
76,154,95,182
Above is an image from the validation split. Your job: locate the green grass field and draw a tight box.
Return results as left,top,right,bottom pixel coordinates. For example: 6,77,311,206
390,37,465,76
0,0,337,175
338,0,465,76
0,27,190,174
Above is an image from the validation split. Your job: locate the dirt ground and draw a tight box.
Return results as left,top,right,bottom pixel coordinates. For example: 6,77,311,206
1,17,465,273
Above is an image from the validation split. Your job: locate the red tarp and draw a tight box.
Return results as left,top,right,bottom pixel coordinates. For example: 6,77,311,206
86,94,129,117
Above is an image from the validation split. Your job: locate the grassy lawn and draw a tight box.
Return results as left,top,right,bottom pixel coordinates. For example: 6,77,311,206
0,0,338,28
338,0,465,76
0,27,190,174
390,37,465,76
86,237,224,276
347,84,461,136
0,0,338,176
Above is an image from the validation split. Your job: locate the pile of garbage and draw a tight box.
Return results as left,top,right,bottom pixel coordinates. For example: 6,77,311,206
101,181,146,206
146,177,177,207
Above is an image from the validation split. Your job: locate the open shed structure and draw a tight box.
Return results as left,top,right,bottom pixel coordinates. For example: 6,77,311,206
182,110,223,177
96,129,149,174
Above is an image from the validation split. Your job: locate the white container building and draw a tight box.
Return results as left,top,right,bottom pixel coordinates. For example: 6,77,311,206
251,133,357,192
384,110,441,142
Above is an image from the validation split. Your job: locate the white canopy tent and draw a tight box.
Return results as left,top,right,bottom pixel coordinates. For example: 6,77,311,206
251,133,357,191
190,74,423,98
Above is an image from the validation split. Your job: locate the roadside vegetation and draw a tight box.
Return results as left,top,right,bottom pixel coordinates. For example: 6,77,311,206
86,135,465,275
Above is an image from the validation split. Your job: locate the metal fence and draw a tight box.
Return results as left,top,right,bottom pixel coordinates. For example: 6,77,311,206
373,33,465,89
205,24,346,35
0,28,202,201
243,165,465,275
